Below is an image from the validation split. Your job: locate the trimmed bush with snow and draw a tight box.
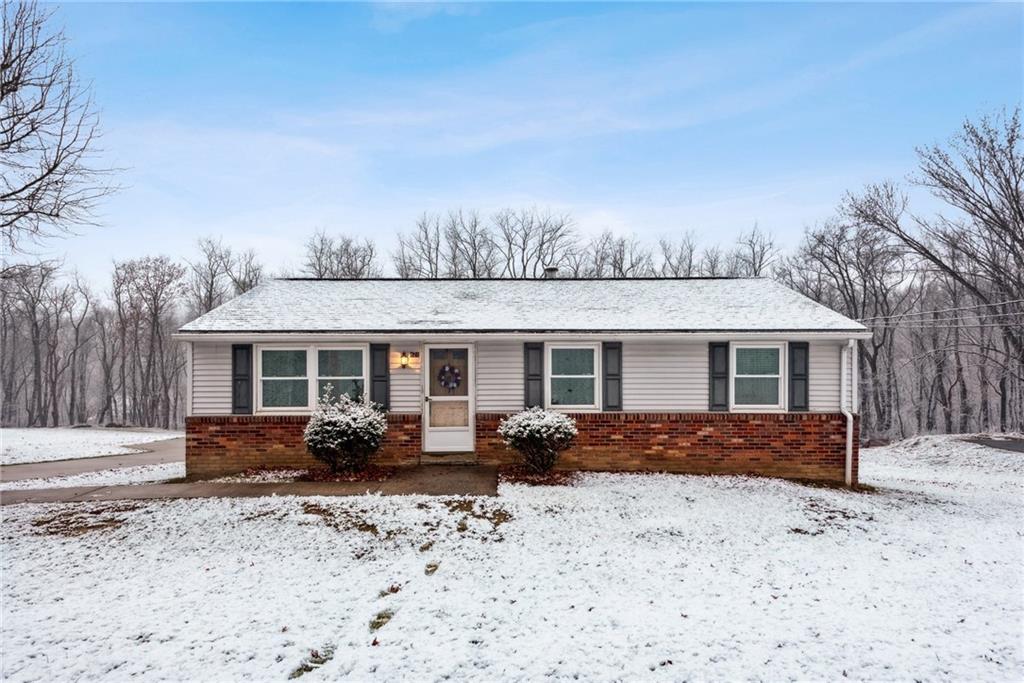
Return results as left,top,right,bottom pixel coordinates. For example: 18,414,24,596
303,389,387,473
498,407,578,473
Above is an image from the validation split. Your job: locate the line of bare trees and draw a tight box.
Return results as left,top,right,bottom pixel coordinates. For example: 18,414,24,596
3,1,1020,437
1,243,263,429
3,112,1022,436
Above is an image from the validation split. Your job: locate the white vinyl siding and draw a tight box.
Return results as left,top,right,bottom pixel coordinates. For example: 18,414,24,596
809,341,843,412
186,337,855,417
622,342,708,411
191,343,232,415
389,347,423,413
476,341,524,412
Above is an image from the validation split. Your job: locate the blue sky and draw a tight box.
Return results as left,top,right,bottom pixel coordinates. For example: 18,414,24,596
44,1,1023,281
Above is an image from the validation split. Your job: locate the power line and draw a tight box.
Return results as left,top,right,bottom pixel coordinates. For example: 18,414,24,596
857,298,1024,322
866,311,1024,325
891,323,1022,331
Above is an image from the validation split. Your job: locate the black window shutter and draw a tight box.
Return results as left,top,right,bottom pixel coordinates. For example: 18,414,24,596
788,342,809,411
369,344,390,410
231,344,253,415
524,343,544,408
708,342,729,411
602,342,623,411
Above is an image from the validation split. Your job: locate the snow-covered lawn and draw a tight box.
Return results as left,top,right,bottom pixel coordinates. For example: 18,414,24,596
0,462,184,491
0,428,183,465
2,436,1021,681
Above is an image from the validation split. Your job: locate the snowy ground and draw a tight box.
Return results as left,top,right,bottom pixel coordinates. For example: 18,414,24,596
0,462,184,491
2,436,1021,681
1,428,183,466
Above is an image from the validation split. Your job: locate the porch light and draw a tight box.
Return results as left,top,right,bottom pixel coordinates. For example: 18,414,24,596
400,352,410,368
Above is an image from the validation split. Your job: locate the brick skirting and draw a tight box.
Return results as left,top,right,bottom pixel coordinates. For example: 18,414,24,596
186,411,858,484
185,414,422,478
476,411,858,485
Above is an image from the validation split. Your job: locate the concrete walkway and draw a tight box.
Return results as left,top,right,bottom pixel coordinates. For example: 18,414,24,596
0,438,185,482
0,465,498,505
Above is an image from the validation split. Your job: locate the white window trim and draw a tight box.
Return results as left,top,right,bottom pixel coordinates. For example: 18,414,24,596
545,342,601,412
730,341,786,412
255,343,369,414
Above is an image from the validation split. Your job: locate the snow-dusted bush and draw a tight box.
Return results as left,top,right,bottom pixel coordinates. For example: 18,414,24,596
498,407,578,473
303,387,388,472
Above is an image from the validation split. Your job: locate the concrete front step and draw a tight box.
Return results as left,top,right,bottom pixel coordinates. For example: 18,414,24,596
419,452,478,465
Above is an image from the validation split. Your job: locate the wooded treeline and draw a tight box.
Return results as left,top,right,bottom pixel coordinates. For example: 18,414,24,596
2,110,1021,439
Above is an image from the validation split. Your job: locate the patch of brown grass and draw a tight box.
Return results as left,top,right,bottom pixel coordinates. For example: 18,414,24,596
369,610,394,631
298,466,395,483
498,465,576,486
288,646,335,679
31,502,143,537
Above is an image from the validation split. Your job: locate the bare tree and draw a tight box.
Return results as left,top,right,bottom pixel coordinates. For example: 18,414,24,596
302,229,381,278
1,0,115,254
846,109,1024,364
186,237,230,317
394,213,443,278
698,245,726,276
733,224,779,276
493,207,576,278
658,233,698,277
225,247,263,294
443,209,499,277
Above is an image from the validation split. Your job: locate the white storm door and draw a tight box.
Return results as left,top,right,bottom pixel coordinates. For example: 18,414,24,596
423,345,474,452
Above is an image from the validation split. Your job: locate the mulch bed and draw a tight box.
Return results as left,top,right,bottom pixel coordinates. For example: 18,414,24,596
497,465,577,486
298,465,396,483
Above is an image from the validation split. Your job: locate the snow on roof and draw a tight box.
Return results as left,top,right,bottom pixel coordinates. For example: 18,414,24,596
177,278,868,334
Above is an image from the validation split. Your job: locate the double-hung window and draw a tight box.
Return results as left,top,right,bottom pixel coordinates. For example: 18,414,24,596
257,345,367,411
317,348,365,402
547,344,600,410
731,343,784,410
260,349,309,409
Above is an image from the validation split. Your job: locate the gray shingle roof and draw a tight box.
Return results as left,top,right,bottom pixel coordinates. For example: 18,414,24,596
177,278,867,334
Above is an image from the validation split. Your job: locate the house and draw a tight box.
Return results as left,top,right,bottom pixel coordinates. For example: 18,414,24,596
174,277,870,484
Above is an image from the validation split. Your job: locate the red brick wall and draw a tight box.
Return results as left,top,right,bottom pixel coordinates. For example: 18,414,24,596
185,411,858,485
185,414,421,478
476,412,858,484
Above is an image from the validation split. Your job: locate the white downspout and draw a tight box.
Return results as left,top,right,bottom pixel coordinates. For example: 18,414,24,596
841,339,856,487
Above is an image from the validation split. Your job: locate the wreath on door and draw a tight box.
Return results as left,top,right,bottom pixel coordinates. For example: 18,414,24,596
437,364,462,392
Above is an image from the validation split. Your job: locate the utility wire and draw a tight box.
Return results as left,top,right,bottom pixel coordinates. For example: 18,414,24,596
866,311,1024,325
857,298,1024,322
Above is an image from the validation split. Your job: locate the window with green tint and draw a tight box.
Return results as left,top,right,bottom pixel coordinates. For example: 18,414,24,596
735,348,779,375
316,349,365,403
733,346,782,407
549,346,597,407
551,377,595,406
261,349,308,408
734,377,779,405
318,349,362,377
317,379,364,402
551,348,595,375
262,379,309,407
262,350,306,377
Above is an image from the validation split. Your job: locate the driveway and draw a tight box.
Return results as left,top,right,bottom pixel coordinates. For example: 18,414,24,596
961,436,1024,454
0,438,185,482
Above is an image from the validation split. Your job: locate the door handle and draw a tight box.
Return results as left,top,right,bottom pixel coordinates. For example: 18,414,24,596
424,396,431,402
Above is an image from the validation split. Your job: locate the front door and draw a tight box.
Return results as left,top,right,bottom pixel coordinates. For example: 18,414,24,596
423,345,474,452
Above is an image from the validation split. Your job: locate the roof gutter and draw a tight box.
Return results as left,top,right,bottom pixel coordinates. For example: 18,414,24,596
172,329,875,343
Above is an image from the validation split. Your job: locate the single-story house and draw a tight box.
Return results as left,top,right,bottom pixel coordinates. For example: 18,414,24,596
174,277,870,485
